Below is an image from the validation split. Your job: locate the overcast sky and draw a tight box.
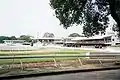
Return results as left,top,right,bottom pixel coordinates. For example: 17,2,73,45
0,0,83,38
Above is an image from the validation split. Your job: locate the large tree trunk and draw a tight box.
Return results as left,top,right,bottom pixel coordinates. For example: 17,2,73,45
109,0,120,36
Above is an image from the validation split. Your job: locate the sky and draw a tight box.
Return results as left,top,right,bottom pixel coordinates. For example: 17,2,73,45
0,0,83,38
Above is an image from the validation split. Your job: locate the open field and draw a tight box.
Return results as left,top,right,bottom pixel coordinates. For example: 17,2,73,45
0,48,95,65
1,48,120,77
0,48,94,56
0,48,96,76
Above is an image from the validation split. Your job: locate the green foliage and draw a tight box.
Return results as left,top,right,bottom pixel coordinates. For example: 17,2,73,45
0,36,11,43
0,35,33,43
19,35,32,42
10,36,17,40
0,36,17,43
50,0,120,37
43,32,55,38
50,0,86,28
68,33,84,37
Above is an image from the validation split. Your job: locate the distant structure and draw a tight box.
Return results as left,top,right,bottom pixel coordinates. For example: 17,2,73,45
32,29,120,48
3,40,25,45
32,37,61,46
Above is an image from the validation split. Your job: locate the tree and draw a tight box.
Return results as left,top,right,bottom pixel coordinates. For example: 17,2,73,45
0,36,11,43
68,33,83,37
10,36,17,40
19,35,32,42
50,0,120,37
43,32,55,38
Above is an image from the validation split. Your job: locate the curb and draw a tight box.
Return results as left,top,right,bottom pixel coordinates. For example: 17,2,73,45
1,66,120,80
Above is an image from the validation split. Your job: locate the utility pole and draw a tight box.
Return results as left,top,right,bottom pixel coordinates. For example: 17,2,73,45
37,32,39,40
37,32,39,47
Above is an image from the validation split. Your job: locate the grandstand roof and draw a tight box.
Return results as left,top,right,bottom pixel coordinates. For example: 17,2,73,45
72,35,113,41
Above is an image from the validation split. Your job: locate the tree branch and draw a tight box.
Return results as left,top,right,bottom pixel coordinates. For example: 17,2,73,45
109,0,120,35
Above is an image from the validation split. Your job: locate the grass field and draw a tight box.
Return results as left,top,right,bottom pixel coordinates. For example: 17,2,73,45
0,49,96,76
0,49,95,65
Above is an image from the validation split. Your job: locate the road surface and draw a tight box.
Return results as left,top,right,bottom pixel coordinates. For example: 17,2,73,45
15,69,120,80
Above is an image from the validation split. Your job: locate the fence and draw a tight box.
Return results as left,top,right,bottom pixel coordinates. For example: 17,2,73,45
0,54,120,69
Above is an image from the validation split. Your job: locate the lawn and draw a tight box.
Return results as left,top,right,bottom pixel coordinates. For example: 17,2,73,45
0,58,80,65
0,49,95,65
0,49,96,76
0,49,94,55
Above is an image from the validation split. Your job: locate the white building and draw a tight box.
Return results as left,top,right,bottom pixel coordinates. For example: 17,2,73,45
106,27,120,45
32,31,120,48
3,40,25,45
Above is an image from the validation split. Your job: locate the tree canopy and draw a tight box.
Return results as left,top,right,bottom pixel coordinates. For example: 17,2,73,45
43,32,55,38
0,35,33,43
19,35,32,42
50,0,120,37
68,33,84,37
0,36,11,43
10,36,17,40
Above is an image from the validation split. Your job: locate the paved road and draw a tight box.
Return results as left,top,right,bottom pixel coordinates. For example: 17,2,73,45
15,70,120,80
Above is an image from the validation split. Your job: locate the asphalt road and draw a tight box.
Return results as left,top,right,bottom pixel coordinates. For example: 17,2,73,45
15,70,120,80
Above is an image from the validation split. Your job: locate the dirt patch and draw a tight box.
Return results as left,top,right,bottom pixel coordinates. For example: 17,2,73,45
2,60,95,69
